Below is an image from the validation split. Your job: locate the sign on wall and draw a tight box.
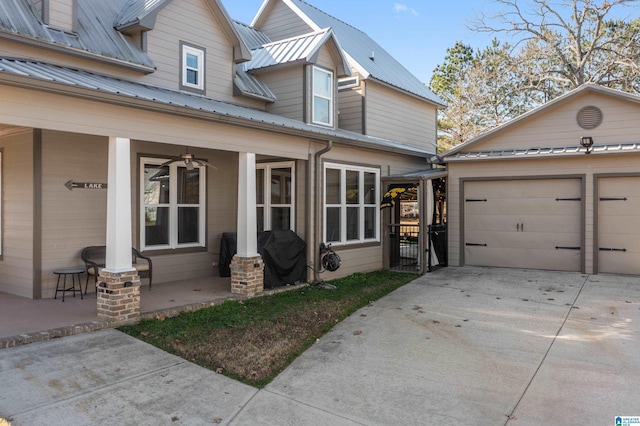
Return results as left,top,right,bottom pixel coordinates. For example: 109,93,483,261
65,180,108,191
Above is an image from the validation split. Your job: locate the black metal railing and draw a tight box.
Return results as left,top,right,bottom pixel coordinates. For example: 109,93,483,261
389,224,420,272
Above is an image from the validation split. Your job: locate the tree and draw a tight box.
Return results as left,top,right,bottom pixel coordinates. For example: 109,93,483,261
431,0,640,149
473,0,640,94
430,40,543,148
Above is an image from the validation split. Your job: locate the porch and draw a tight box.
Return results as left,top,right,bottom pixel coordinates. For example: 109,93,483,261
0,276,303,347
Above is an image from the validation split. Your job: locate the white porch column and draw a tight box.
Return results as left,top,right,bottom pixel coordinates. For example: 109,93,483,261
231,152,264,296
97,136,140,324
236,152,258,257
105,137,134,273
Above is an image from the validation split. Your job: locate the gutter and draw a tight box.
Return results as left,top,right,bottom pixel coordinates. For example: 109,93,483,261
309,140,332,284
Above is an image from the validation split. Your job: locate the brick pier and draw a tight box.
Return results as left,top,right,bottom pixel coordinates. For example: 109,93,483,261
230,255,264,297
96,270,141,325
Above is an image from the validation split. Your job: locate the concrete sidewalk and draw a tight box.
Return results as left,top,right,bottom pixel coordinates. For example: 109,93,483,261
1,267,638,425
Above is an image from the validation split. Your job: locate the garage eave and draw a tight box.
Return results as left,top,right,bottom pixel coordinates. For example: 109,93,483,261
445,143,640,162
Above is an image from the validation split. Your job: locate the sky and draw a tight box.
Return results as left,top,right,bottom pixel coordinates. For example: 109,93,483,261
221,0,501,86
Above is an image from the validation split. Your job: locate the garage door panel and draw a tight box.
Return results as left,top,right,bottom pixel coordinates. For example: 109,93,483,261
466,231,580,250
599,251,639,275
466,179,578,198
466,198,579,216
598,176,640,275
599,200,640,215
464,178,582,272
465,247,581,271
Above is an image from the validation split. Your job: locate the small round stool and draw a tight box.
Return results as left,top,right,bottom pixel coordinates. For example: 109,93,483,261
54,268,85,302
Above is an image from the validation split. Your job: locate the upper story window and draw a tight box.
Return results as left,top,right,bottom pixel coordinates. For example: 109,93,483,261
312,66,334,126
180,42,206,94
141,157,206,251
324,162,379,245
256,162,295,232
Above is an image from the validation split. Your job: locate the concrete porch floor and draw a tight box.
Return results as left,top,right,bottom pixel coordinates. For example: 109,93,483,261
0,275,236,340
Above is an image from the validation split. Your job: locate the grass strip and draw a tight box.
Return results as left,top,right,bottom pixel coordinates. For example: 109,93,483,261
120,270,416,387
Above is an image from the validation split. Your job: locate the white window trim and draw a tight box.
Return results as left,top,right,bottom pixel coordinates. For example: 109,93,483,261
323,162,380,245
257,161,295,231
312,66,334,127
181,43,205,92
140,157,206,251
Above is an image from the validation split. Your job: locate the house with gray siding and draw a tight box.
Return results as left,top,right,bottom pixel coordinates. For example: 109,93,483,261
0,0,444,320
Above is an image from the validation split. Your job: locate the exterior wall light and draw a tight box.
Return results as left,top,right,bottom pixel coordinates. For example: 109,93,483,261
580,136,594,154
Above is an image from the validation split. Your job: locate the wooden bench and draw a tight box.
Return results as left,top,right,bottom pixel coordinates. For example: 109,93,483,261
81,246,153,293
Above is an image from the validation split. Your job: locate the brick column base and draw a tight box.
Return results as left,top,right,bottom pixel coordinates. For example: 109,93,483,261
230,255,264,297
97,270,141,325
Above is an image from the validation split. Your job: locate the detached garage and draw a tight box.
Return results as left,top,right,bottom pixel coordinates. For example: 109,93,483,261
442,84,640,276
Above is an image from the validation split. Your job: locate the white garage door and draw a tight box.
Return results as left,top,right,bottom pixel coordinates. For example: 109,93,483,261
464,179,582,271
598,176,640,275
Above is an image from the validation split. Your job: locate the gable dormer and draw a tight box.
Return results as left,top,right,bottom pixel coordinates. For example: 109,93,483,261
239,27,350,127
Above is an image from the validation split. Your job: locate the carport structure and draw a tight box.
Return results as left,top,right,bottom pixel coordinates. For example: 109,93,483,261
441,84,640,275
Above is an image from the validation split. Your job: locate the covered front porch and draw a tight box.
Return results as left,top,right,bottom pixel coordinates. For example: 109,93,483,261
0,274,304,347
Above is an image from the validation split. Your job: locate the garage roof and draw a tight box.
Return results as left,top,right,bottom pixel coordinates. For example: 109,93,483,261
442,84,640,161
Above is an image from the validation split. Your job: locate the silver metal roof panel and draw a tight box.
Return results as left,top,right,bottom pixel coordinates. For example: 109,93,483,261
0,0,155,69
232,20,271,50
234,66,277,101
114,0,171,29
243,28,332,72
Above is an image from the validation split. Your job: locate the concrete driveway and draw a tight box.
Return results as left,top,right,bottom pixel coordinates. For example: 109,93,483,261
1,267,639,425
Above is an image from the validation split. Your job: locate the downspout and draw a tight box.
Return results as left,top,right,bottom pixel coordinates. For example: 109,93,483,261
309,140,333,284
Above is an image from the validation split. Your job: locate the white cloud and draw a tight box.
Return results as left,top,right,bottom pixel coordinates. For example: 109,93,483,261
394,3,419,17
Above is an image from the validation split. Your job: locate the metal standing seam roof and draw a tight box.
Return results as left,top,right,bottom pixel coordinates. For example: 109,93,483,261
446,143,640,161
0,57,434,157
113,0,171,30
232,20,272,50
242,28,335,72
285,0,446,106
0,0,155,70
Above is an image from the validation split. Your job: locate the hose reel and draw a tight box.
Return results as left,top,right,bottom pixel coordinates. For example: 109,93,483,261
320,243,341,272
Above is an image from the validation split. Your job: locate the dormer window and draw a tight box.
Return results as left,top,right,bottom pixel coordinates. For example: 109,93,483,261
312,66,334,126
180,42,206,94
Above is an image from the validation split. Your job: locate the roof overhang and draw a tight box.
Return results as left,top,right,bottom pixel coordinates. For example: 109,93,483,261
445,143,640,162
0,59,430,158
382,168,447,182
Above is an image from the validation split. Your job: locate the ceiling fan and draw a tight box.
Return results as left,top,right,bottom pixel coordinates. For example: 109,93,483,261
160,148,217,170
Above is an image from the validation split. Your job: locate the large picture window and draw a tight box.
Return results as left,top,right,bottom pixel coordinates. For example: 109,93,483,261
312,66,334,126
180,42,205,93
324,163,379,245
141,157,206,250
256,162,295,231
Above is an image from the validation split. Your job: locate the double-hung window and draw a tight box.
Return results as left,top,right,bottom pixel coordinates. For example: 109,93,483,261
141,157,206,250
180,42,205,93
256,162,295,231
312,66,334,126
324,163,379,245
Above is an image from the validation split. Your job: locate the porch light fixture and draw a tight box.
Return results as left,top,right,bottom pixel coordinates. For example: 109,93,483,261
580,136,594,154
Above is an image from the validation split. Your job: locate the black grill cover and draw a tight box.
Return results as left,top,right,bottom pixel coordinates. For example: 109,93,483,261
219,230,307,288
